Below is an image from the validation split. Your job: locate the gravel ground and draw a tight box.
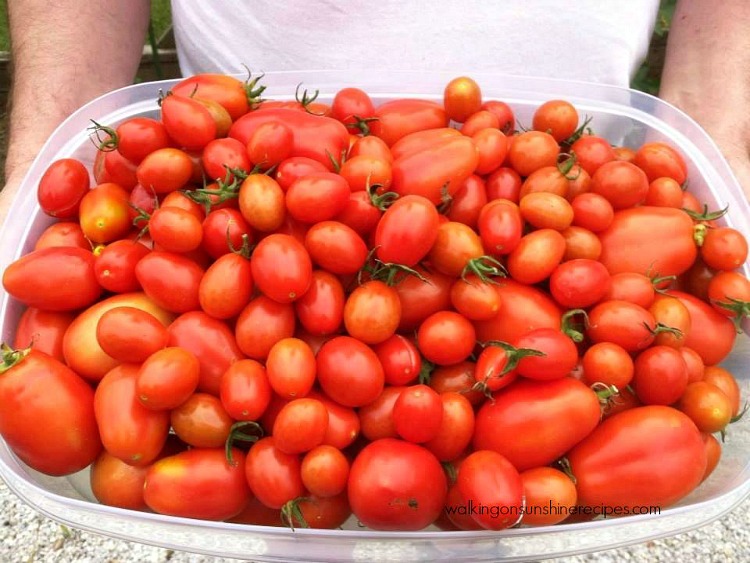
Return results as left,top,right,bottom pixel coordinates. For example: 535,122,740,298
1,479,749,563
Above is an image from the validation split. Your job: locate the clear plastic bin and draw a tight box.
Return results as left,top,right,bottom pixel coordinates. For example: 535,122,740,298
1,71,749,562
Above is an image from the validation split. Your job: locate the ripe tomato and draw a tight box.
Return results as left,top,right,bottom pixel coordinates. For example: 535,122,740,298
135,251,204,313
316,336,384,407
474,377,600,471
450,275,501,320
520,466,578,526
144,447,250,520
649,295,691,348
273,398,329,454
371,99,447,146
247,120,294,169
34,221,89,250
114,117,170,164
514,328,578,381
344,281,401,345
334,190,383,237
3,246,101,312
372,334,421,386
599,207,697,277
201,208,252,260
477,199,523,256
394,265,453,331
590,161,649,209
507,229,566,284
587,300,657,352
561,225,602,261
148,206,203,253
668,290,736,365
286,172,350,223
506,131,559,177
677,381,733,434
172,73,250,120
168,310,244,395
307,390,360,449
301,445,350,498
569,135,616,176
581,342,634,389
457,450,523,530
13,308,75,362
160,93,217,151
136,148,194,194
304,221,368,275
428,221,485,278
94,239,151,293
603,272,656,308
124,338,192,407
567,406,705,510
423,392,475,461
481,100,515,134
331,86,376,133
170,392,234,448
201,137,251,182
95,364,170,466
532,99,579,142
571,192,614,232
519,192,574,231
549,259,610,308
632,142,687,184
197,253,253,319
90,450,149,510
703,366,741,417
348,438,447,530
292,270,344,336
236,295,296,359
78,183,131,243
486,167,522,201
417,311,476,366
265,337,316,400
392,384,443,444
632,346,688,405
646,177,684,207
245,437,305,509
390,128,462,161
339,155,393,192
461,110,500,136
446,174,487,229
391,136,479,204
0,348,101,476
37,158,90,218
375,195,440,266
220,359,272,421
701,227,749,271
95,306,169,363
251,234,312,303
444,76,482,123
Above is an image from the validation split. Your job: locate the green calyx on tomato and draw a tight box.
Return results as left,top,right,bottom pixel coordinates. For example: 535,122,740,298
87,120,119,152
242,67,267,109
0,343,31,374
357,250,429,288
472,340,545,398
561,309,589,343
561,115,594,147
281,496,313,531
366,181,399,211
461,255,507,284
684,204,729,225
556,152,579,179
226,232,254,259
590,382,622,416
556,457,577,485
647,321,684,340
712,297,750,332
225,420,264,466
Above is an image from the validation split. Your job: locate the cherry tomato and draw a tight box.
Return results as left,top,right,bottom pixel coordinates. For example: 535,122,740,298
392,384,443,444
646,177,684,207
677,381,733,434
668,290,736,366
443,76,482,123
581,342,634,389
371,99,447,147
135,346,200,411
590,161,649,209
286,172,350,223
201,137,251,182
417,311,476,366
569,135,616,176
265,337,316,400
507,131,559,177
160,93,217,150
301,445,350,498
423,392,475,462
79,183,132,243
136,148,194,194
477,199,523,256
236,295,296,360
13,308,74,363
135,251,204,313
34,221,89,250
514,328,578,381
520,466,578,526
461,110,500,136
632,142,687,184
90,450,149,510
245,437,305,509
375,195,440,266
201,208,253,259
450,275,501,320
251,233,312,303
95,306,169,363
701,227,748,271
520,192,574,231
304,221,368,275
339,155,393,192
486,167,522,202
316,336,384,407
247,121,294,169
428,221,485,278
703,366,742,417
273,398,329,454
344,281,401,345
238,173,286,232
649,295,691,348
220,359,272,421
507,229,566,284
331,87,376,133
114,117,170,164
171,392,234,448
549,259,611,308
37,158,90,219
446,174,487,229
632,345,688,405
533,99,579,142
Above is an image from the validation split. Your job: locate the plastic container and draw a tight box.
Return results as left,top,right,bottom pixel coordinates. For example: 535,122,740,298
1,71,749,562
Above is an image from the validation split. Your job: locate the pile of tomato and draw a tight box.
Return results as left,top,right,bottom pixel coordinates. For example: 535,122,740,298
0,73,747,532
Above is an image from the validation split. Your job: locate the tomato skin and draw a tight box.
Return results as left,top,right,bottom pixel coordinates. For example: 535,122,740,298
358,386,404,441
417,311,476,366
95,306,169,363
375,195,440,266
172,73,249,120
477,199,523,256
292,270,344,336
316,336,385,407
34,222,89,251
632,346,688,405
273,398,329,454
533,99,579,142
245,437,305,509
567,405,706,510
447,174,487,229
301,445,350,498
304,221,368,275
507,131,559,177
701,433,722,482
136,148,194,194
331,87,376,133
677,381,733,434
95,364,170,467
701,227,749,271
373,335,421,386
423,392,475,462
37,158,90,218
251,234,312,303
549,259,611,308
633,142,687,184
167,311,244,395
115,117,170,164
63,293,174,382
0,349,102,476
170,392,234,448
604,272,656,308
486,167,522,202
348,438,447,530
428,221,484,278
90,450,149,510
581,342,634,389
474,377,600,471
135,251,204,314
450,275,501,320
520,467,578,526
599,207,697,277
474,279,562,344
198,253,254,319
219,359,271,421
94,239,151,293
371,99,447,147
457,450,524,530
78,182,132,243
344,281,402,345
514,328,579,381
136,347,200,410
394,266,453,332
587,300,656,353
570,135,616,176
668,290,736,365
236,296,296,360
392,384,443,444
13,308,75,362
230,108,349,171
144,447,250,520
161,94,217,151
3,247,101,312
590,161,649,209
391,136,479,204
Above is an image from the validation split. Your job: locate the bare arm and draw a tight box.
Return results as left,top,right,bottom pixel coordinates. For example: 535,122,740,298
659,0,750,196
1,0,150,224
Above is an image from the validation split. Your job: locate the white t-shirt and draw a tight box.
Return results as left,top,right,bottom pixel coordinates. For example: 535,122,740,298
171,0,660,87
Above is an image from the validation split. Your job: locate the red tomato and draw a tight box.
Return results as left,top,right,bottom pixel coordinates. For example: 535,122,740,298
301,445,350,498
200,208,253,260
507,229,566,284
417,311,476,366
590,161,649,209
570,135,616,176
474,377,600,471
474,344,522,393
677,381,733,434
392,384,443,444
394,266,453,332
37,158,90,218
95,364,170,466
265,337,316,400
632,142,687,184
78,183,132,243
286,172,350,223
136,148,194,194
391,136,479,204
90,450,149,510
427,221,485,278
293,270,345,336
567,405,705,510
95,306,169,363
94,239,150,293
220,359,272,421
135,251,203,313
481,100,515,134
275,156,329,190
507,131,559,177
701,227,749,271
34,222,89,250
172,73,250,120
101,148,138,190
247,120,294,169
571,192,614,232
457,450,523,530
236,296,296,360
331,87,376,133
371,99,447,146
136,347,200,410
160,93,217,151
632,345,688,405
201,137,251,182
703,366,742,417
549,259,611,308
668,290,736,365
13,308,75,363
304,221,368,275
375,195,440,266
251,234,312,303
0,348,101,475
533,99,579,142
599,207,697,277
514,328,578,380
339,155,393,192
587,300,657,352
447,174,488,229
450,275,501,320
373,334,421,386
237,173,286,232
444,76,482,123
519,192,574,231
198,253,253,319
348,438,447,530
477,199,523,256
245,437,305,509
144,447,250,520
333,190,383,237
423,392,475,461
581,342,634,389
486,167,522,202
114,117,170,164
461,110,500,136
273,398,329,454
520,466,578,526
170,392,234,447
316,336,384,407
646,177,684,207
307,390,361,449
168,311,245,395
390,128,461,161
344,281,402,345
3,247,101,311
604,272,657,308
